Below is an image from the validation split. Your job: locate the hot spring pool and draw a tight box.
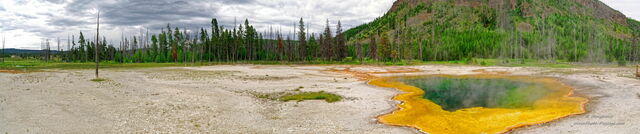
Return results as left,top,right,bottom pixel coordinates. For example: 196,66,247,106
370,75,587,134
401,77,551,112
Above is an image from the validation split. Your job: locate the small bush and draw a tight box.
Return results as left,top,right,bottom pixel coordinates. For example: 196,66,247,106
480,61,488,66
464,58,473,64
342,57,354,62
617,59,627,67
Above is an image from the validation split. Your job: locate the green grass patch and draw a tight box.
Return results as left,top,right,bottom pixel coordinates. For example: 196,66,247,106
0,58,191,71
279,91,342,103
0,57,584,73
90,78,108,82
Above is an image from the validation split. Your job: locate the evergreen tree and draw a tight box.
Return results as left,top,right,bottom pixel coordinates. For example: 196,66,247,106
335,20,346,60
322,20,333,60
298,18,307,61
78,32,87,62
308,34,318,59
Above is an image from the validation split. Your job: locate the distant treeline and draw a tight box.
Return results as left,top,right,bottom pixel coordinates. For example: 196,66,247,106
34,3,640,65
0,49,57,60
48,18,349,63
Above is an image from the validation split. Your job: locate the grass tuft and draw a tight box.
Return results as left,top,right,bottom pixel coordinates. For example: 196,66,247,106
90,78,108,82
279,91,342,103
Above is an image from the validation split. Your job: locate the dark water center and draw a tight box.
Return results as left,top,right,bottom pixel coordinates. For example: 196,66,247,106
400,77,551,112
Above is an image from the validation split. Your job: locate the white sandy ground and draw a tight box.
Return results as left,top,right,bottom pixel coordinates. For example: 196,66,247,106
0,65,638,134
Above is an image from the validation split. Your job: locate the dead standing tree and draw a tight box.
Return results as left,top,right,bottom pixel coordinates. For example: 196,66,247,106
42,39,51,62
355,42,363,63
95,11,100,79
57,37,60,62
1,36,5,63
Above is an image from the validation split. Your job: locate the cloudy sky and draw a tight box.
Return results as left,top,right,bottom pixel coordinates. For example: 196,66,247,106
0,0,637,50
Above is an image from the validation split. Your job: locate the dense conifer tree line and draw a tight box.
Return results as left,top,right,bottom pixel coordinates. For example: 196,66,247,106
58,18,348,63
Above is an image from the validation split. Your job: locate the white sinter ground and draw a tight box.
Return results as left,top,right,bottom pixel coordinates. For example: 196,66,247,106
0,65,638,133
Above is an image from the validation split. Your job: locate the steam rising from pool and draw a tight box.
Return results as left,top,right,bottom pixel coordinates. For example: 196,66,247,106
400,77,551,111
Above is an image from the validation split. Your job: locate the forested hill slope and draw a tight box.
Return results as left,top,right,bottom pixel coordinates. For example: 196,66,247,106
344,0,640,63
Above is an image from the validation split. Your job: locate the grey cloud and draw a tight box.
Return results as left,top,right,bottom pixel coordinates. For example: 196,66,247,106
63,0,100,16
27,28,60,36
48,17,91,26
60,0,219,32
100,0,214,26
40,0,67,4
16,13,38,19
52,0,384,34
14,0,29,5
220,0,254,4
3,0,396,49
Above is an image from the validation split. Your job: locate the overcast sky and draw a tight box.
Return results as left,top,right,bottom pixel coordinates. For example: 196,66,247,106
0,0,637,50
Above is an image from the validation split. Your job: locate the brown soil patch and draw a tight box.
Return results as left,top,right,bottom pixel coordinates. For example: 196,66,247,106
0,70,26,74
472,69,511,75
328,66,422,80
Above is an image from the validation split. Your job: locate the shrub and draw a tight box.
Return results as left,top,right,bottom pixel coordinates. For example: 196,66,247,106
617,59,627,67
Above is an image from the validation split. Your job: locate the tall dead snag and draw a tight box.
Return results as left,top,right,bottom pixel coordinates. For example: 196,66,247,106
356,42,363,63
44,39,50,62
1,36,4,63
95,11,100,79
369,35,377,60
57,37,60,61
277,32,283,61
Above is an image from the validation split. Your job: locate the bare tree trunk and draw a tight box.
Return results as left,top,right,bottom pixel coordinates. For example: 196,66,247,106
574,25,577,62
356,42,362,63
67,35,70,62
46,39,51,62
57,37,60,62
433,26,438,61
95,11,100,79
1,36,4,63
419,40,423,61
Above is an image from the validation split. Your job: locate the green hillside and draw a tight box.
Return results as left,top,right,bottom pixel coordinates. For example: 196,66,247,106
344,0,640,63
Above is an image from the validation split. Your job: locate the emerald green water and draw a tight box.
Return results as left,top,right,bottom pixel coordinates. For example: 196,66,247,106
400,77,551,112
